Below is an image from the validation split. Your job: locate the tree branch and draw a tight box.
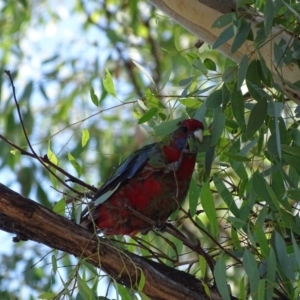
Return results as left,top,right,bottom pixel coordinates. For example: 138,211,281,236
0,183,229,300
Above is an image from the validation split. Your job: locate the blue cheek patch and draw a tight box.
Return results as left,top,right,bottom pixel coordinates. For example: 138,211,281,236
175,136,187,151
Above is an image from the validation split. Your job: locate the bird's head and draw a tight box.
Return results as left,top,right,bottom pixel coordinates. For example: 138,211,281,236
178,119,204,143
162,119,204,162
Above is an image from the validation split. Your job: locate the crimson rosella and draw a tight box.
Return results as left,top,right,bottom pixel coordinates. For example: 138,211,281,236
81,119,204,236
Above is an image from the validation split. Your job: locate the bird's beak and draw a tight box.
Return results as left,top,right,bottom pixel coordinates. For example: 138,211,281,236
194,129,203,143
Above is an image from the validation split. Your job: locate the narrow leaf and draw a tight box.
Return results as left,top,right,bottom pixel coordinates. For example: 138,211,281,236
231,21,251,53
189,177,200,217
47,141,58,165
132,60,155,86
237,55,249,90
68,152,82,177
200,181,218,237
82,128,90,147
138,107,158,124
231,89,246,132
214,256,231,300
246,98,267,139
212,13,234,28
243,249,260,297
212,25,234,49
210,107,226,146
264,0,274,36
90,87,99,107
213,176,239,217
52,199,66,216
266,248,276,300
192,59,208,75
77,274,95,300
103,68,116,97
206,89,222,109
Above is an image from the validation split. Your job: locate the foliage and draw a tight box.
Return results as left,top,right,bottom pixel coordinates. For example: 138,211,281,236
0,0,300,299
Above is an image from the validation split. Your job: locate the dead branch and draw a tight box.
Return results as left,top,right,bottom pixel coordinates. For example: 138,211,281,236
0,183,228,300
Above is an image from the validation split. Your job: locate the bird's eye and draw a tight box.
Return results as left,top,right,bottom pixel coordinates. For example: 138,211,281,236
181,125,188,133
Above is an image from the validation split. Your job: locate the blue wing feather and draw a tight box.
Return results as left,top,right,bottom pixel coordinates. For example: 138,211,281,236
93,143,156,200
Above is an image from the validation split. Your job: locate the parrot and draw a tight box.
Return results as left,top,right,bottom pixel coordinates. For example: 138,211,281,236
81,119,204,236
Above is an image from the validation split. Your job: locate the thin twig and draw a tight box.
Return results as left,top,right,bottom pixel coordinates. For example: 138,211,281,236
5,70,84,196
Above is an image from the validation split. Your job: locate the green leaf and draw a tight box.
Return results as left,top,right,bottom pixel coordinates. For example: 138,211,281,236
204,58,216,71
160,65,173,91
274,231,294,280
222,65,237,83
153,117,186,136
254,226,269,257
145,89,165,108
138,107,158,124
264,0,274,36
288,189,300,200
222,83,231,108
68,152,82,177
132,60,155,86
204,146,215,179
258,279,266,300
212,25,234,49
231,21,251,53
82,128,90,147
103,68,116,97
206,89,222,109
47,141,58,165
137,269,146,292
179,98,201,108
214,256,231,300
189,177,200,217
246,98,267,139
246,60,264,101
38,292,57,299
52,198,66,216
179,76,195,86
237,55,249,90
192,59,208,75
266,248,276,300
291,232,300,270
212,13,234,28
223,151,250,162
77,274,95,300
281,144,300,157
174,26,182,52
252,172,279,210
243,249,260,297
231,89,246,132
90,87,99,107
213,175,239,217
282,0,300,20
210,107,225,146
51,254,57,274
200,181,218,237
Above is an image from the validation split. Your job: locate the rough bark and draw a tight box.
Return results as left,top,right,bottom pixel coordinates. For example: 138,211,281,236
0,183,228,300
148,0,300,105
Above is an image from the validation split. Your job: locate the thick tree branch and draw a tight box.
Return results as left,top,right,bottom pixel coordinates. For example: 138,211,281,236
0,183,228,300
148,0,300,104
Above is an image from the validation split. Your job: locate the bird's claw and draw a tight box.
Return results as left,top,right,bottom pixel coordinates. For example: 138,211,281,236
154,220,167,232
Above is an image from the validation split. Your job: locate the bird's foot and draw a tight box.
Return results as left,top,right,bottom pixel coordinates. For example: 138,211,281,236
154,220,167,232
